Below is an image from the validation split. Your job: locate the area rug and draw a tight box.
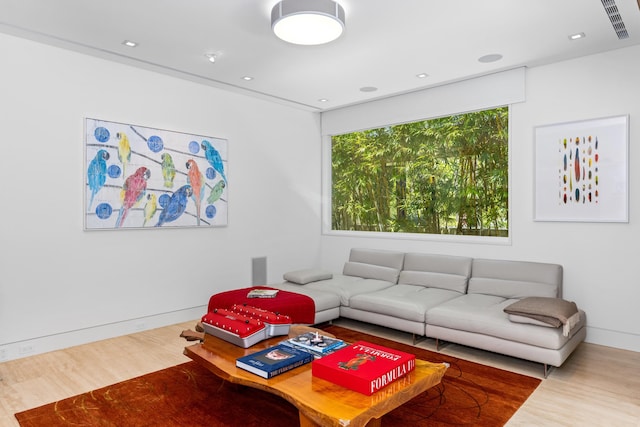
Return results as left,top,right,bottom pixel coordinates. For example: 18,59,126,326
15,325,541,427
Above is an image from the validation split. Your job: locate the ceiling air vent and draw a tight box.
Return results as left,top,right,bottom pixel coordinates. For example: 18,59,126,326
601,0,629,39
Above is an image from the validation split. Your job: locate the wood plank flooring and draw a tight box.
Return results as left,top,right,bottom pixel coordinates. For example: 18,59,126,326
1,318,638,426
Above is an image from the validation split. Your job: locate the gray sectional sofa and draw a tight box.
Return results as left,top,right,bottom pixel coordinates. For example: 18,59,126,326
269,248,586,375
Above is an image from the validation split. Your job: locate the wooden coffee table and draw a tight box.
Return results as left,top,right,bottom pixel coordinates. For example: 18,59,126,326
184,333,447,427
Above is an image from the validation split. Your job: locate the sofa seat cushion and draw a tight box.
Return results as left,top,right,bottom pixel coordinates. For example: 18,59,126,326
270,282,341,312
304,274,395,306
349,285,462,322
426,294,586,350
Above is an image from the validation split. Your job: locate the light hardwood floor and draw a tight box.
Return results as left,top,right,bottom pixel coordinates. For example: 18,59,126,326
1,318,638,426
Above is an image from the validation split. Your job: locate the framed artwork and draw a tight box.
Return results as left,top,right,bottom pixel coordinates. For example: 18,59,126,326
534,115,628,222
84,118,228,230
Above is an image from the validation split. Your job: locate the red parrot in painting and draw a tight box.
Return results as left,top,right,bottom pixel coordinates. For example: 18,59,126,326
115,166,150,227
186,159,205,225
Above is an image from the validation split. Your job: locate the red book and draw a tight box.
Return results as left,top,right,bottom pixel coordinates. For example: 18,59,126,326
311,341,416,395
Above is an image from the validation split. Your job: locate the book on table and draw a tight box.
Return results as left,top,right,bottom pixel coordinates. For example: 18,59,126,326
236,343,313,379
246,289,279,298
311,340,416,395
286,332,347,355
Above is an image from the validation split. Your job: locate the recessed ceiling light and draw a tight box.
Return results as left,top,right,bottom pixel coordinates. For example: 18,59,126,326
569,32,586,40
122,40,137,47
242,76,253,81
205,53,217,63
478,53,503,63
318,98,328,102
416,73,429,79
360,86,378,92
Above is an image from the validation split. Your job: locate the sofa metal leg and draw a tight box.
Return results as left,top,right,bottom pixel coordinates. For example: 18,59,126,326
412,334,427,345
435,338,440,351
543,363,554,378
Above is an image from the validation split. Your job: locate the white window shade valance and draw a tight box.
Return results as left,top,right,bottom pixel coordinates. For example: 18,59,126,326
321,67,525,136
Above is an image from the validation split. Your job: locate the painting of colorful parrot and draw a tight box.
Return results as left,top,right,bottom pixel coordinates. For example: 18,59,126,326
115,166,150,228
155,185,193,227
87,149,110,210
84,118,228,229
116,131,131,177
186,159,205,225
161,152,176,188
201,140,227,184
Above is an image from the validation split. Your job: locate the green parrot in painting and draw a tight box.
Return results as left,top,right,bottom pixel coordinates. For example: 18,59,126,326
161,152,176,188
207,180,226,204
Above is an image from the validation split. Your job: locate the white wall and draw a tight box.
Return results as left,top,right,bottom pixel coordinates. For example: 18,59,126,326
0,33,322,361
319,45,640,353
2,32,638,361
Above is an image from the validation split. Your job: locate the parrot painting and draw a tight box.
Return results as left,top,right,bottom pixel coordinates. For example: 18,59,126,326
186,159,205,225
207,180,226,204
116,131,131,177
161,152,176,188
155,185,193,227
115,166,150,228
87,149,110,210
201,140,227,183
142,193,157,227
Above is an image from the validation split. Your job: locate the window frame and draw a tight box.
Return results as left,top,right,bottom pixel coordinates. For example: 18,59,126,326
321,107,512,245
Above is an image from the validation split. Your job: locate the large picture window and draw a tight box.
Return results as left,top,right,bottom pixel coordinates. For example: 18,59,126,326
330,107,509,237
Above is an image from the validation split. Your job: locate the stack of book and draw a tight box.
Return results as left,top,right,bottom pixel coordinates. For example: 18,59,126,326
282,332,348,358
312,341,416,395
236,344,314,379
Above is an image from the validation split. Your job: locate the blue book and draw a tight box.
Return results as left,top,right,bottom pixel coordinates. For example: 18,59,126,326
236,344,314,378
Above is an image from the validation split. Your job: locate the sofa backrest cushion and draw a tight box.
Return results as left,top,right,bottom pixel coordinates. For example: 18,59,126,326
342,248,405,283
398,253,472,293
468,258,563,299
343,262,400,283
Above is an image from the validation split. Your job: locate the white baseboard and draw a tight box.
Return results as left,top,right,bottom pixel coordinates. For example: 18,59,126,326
585,326,640,353
0,306,206,362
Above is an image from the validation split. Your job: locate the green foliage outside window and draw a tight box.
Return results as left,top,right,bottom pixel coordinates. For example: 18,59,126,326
331,107,509,236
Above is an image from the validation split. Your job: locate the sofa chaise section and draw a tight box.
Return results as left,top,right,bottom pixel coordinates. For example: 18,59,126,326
269,248,404,324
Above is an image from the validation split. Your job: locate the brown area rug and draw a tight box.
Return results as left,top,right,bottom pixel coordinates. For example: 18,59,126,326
15,325,540,426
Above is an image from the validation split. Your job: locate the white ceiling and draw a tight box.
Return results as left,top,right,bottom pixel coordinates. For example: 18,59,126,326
2,0,640,112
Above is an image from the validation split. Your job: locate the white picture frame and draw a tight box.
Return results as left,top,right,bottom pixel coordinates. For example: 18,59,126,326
534,115,628,222
84,118,228,230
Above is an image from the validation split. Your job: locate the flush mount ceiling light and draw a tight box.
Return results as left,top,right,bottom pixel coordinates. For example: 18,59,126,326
271,0,345,45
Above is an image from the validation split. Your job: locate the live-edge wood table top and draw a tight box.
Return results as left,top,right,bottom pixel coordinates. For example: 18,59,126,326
184,333,447,427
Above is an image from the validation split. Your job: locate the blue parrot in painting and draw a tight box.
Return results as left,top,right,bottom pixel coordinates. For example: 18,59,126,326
116,131,131,177
155,185,193,227
186,159,205,225
201,140,227,184
87,149,110,210
115,166,150,228
161,152,176,188
207,180,226,204
142,193,157,227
